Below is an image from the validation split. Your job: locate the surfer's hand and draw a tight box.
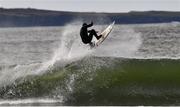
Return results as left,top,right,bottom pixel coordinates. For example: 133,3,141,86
91,21,93,25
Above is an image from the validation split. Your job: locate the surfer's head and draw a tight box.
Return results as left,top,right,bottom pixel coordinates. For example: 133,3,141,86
83,23,87,26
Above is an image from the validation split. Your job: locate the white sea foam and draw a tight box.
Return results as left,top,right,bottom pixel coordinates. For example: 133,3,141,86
0,98,63,105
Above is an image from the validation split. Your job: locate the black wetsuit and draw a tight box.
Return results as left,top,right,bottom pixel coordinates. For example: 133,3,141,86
80,22,100,44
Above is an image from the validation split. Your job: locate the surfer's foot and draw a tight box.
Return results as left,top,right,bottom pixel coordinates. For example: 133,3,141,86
89,42,93,45
89,42,95,48
97,35,102,40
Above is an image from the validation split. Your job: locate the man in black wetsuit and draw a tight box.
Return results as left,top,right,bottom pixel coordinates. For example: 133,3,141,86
80,22,102,45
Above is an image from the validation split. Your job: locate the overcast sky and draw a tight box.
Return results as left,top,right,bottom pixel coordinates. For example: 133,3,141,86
0,0,180,12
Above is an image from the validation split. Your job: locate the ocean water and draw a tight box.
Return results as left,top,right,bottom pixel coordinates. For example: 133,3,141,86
0,22,180,105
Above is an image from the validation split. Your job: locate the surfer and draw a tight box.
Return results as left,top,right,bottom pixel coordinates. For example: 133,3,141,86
80,22,102,45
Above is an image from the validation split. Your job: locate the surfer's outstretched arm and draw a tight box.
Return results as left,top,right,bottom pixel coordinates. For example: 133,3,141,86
86,22,93,27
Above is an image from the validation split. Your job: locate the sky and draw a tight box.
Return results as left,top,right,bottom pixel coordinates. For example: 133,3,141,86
0,0,180,12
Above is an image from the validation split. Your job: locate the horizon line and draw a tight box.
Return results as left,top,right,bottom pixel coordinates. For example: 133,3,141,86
1,7,180,14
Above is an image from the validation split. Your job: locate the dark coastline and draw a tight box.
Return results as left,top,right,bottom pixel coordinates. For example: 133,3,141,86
0,8,180,27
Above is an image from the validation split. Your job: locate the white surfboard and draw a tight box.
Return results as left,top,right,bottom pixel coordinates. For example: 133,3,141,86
92,21,115,48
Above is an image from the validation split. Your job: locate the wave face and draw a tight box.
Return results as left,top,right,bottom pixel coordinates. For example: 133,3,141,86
0,22,180,105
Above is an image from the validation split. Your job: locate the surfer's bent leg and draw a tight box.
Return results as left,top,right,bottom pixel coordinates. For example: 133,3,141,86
89,29,101,40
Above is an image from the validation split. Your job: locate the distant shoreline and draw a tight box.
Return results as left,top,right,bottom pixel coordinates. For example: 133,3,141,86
0,8,180,27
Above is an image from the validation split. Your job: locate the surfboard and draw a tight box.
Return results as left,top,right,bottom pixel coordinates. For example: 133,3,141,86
91,21,115,48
